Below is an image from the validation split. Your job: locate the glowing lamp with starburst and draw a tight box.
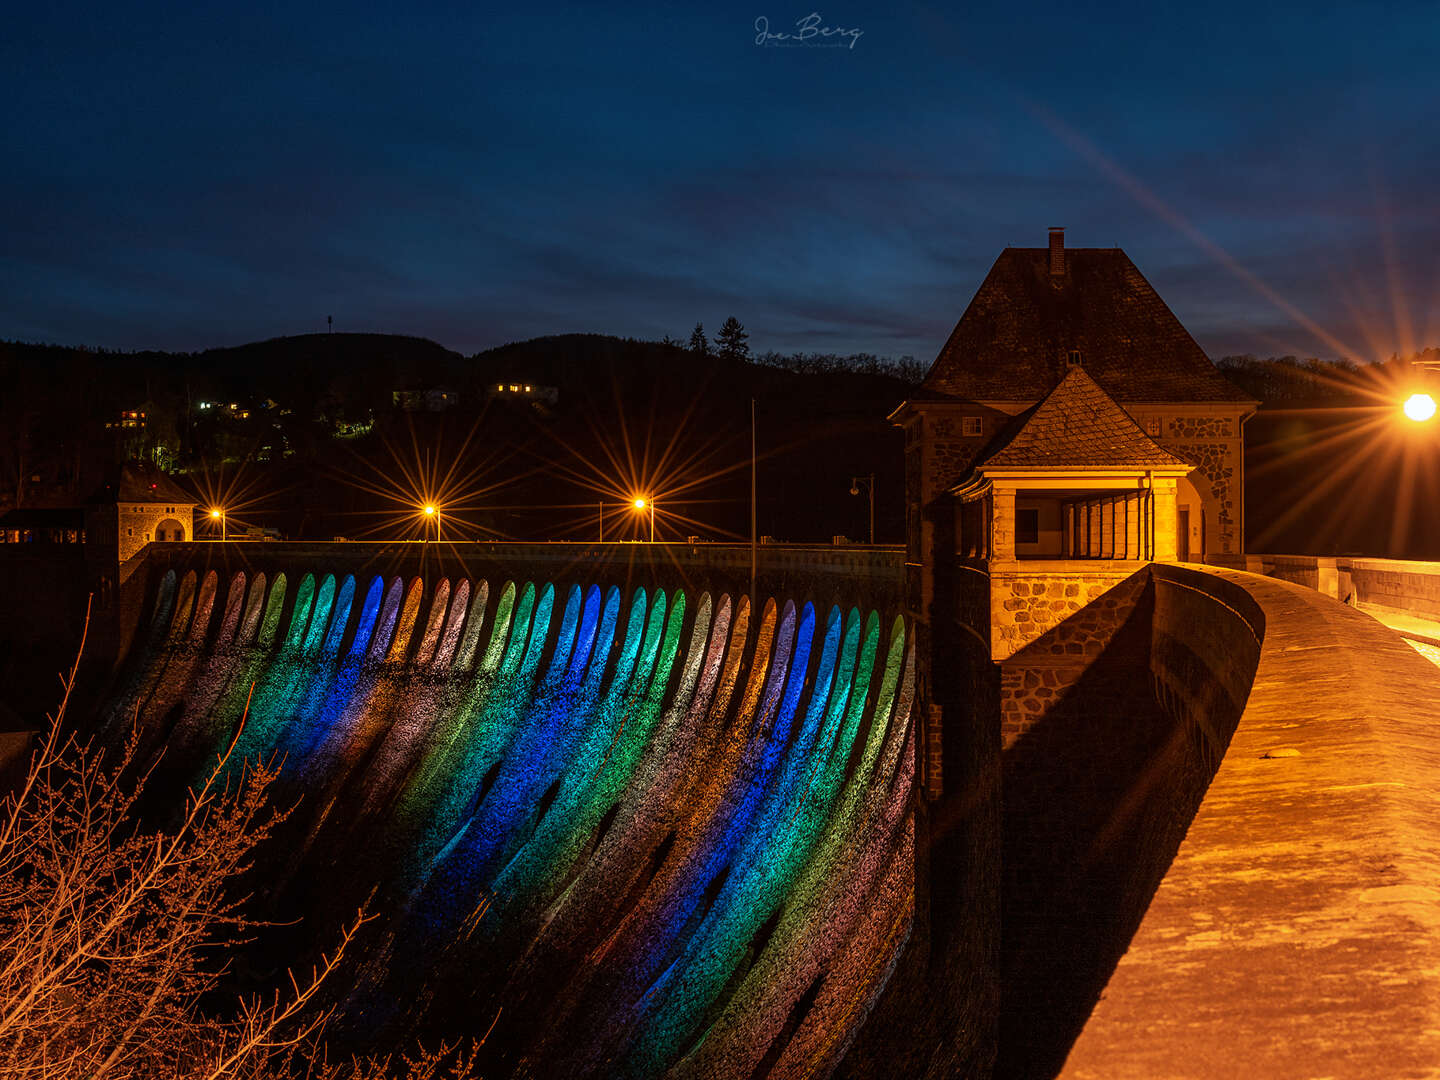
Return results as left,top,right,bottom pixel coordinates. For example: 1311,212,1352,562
1403,393,1436,423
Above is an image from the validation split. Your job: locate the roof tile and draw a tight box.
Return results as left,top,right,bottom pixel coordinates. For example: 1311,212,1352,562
972,366,1193,470
923,247,1255,404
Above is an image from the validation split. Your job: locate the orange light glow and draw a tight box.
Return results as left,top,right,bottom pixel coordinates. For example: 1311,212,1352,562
423,504,437,516
1403,393,1436,422
209,508,222,519
632,497,647,511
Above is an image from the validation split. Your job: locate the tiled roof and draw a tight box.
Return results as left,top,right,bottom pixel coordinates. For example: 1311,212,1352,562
85,461,195,506
118,462,194,504
922,247,1255,404
970,366,1193,471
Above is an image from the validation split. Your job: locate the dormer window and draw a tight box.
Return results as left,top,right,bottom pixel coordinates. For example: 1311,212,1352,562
962,417,984,437
1068,349,1083,368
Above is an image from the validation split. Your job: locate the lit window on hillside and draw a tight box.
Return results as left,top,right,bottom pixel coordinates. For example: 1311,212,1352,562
962,417,983,437
1146,417,1162,436
1017,509,1040,544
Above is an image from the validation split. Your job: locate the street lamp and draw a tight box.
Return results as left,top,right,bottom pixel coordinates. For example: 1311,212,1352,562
209,507,226,542
632,496,655,542
1404,393,1436,422
421,503,440,541
849,473,875,545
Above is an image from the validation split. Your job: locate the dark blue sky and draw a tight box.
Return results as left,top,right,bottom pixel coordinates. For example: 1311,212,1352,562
5,2,1439,363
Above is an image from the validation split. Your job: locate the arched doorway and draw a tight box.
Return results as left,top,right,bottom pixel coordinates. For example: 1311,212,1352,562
154,517,186,543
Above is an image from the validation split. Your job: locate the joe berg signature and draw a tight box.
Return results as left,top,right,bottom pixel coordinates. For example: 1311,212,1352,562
754,12,864,49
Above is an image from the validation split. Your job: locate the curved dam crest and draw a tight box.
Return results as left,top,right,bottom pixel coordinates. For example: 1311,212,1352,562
104,562,917,1079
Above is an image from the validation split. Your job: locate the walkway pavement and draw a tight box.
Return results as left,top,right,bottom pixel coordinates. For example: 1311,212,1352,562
1062,568,1440,1080
1358,602,1440,667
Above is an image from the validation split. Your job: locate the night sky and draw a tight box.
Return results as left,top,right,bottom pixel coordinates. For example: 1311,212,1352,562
5,2,1439,363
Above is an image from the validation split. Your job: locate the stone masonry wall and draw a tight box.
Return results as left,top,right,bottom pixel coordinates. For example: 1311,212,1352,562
989,565,1142,661
1163,419,1243,555
997,570,1151,746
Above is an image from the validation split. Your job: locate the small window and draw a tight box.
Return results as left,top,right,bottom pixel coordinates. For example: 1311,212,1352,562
962,416,983,437
1146,417,1162,437
1017,508,1040,545
1068,349,1083,367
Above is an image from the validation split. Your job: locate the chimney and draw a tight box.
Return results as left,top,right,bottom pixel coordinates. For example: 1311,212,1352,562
1049,227,1065,276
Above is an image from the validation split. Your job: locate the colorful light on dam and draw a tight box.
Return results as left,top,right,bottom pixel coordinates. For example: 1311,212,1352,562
106,563,916,1078
1404,393,1437,422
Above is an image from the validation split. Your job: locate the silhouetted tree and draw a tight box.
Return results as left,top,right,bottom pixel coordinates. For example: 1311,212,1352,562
0,616,485,1079
688,323,709,356
715,317,749,361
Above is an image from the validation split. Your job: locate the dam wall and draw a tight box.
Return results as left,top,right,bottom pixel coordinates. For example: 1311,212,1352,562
97,545,919,1079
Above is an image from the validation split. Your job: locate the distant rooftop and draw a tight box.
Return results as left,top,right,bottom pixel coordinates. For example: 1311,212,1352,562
88,461,195,505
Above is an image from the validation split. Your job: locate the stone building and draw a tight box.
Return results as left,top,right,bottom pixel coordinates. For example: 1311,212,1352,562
948,365,1196,659
894,228,1255,575
84,461,197,577
891,229,1255,794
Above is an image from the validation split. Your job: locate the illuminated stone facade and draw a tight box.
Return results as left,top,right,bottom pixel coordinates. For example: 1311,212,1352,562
84,461,196,580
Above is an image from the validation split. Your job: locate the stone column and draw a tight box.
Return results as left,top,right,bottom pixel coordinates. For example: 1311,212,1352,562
991,486,1016,562
1152,478,1179,561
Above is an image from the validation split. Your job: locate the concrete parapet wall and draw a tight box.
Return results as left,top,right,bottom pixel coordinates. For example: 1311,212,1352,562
1345,557,1440,621
126,541,905,666
1062,565,1440,1079
139,540,902,598
1210,552,1440,623
1148,565,1264,767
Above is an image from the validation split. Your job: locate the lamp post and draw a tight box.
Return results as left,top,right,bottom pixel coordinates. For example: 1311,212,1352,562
599,501,604,541
422,503,439,541
849,473,875,545
209,507,226,542
633,496,654,542
1406,354,1438,422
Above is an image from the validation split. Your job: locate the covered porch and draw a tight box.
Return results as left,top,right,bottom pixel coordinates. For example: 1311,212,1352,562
953,471,1187,563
